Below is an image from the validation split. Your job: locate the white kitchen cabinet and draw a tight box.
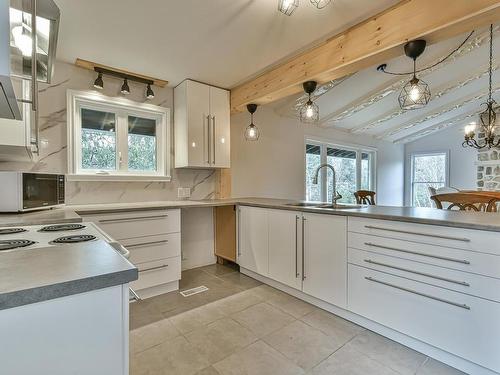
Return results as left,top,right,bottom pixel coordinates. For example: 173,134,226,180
174,79,230,168
238,206,268,276
268,209,302,290
302,213,347,308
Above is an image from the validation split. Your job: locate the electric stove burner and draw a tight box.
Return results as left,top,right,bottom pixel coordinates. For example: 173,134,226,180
0,228,27,235
51,235,97,244
0,239,36,251
39,224,86,232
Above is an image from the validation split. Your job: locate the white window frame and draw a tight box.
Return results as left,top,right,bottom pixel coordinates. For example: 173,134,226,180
67,90,170,181
410,151,449,207
304,137,377,202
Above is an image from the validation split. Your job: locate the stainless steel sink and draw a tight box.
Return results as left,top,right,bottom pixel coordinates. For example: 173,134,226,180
315,204,364,209
285,202,324,207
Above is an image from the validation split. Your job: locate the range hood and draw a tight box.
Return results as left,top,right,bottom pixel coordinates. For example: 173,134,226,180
0,0,60,120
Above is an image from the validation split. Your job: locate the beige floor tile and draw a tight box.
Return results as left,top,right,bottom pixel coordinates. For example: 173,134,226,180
219,272,262,289
263,320,341,370
249,284,288,300
200,263,239,277
196,366,221,375
346,331,427,375
232,302,296,337
212,289,263,314
417,358,467,375
170,302,227,334
130,318,180,354
185,317,258,363
301,309,365,344
309,345,400,375
131,335,210,375
214,341,305,375
267,292,316,318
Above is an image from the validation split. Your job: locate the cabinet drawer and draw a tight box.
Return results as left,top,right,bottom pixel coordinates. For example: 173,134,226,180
88,209,180,240
349,247,500,302
348,217,500,255
348,264,500,373
122,233,181,265
348,231,500,279
131,256,181,291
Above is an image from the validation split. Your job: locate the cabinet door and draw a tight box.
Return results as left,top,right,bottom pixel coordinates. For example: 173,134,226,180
302,213,347,308
238,206,268,276
186,80,210,167
268,209,302,290
210,86,230,168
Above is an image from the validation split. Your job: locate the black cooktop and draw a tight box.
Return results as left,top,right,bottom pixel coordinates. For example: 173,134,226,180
39,224,86,232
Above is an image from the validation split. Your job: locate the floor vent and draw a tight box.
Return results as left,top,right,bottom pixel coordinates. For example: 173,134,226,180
180,285,209,297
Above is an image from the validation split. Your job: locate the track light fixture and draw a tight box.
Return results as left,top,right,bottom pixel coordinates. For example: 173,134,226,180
278,0,299,16
299,81,320,124
245,104,260,141
93,72,104,90
146,84,155,100
121,78,130,95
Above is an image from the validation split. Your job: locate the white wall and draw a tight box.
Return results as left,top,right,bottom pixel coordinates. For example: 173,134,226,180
404,124,476,204
231,103,405,206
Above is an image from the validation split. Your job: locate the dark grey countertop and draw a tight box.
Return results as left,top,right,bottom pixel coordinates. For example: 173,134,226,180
0,240,138,310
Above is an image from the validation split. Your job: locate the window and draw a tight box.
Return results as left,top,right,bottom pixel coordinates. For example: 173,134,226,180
411,152,448,207
305,140,376,204
67,90,170,181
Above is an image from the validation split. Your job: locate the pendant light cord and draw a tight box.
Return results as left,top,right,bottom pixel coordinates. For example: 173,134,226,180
379,30,474,76
488,24,493,103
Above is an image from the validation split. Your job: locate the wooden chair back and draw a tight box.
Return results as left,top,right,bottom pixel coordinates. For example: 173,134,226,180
430,193,500,212
354,190,376,205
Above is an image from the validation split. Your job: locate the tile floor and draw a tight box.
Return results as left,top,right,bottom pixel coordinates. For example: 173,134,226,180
129,263,466,375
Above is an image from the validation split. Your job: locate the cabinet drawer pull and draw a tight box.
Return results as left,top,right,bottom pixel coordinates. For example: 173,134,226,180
129,287,142,302
302,216,306,281
99,214,169,224
363,259,470,287
139,264,169,273
127,240,169,248
364,242,470,265
365,276,471,310
364,225,470,242
295,215,299,278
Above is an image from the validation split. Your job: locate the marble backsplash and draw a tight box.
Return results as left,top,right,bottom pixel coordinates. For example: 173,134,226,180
0,61,216,204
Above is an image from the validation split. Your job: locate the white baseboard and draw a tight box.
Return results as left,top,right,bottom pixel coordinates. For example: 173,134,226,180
241,267,497,375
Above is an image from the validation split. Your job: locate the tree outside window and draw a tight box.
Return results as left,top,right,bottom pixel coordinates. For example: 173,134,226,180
411,153,448,207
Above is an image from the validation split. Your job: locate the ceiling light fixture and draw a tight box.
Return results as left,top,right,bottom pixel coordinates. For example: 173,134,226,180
245,104,260,141
398,40,431,110
300,81,320,124
93,72,104,90
278,0,299,16
463,24,499,149
146,84,155,100
120,78,130,95
310,0,332,9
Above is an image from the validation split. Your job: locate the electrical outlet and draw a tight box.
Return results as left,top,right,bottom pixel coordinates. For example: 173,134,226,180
177,187,191,199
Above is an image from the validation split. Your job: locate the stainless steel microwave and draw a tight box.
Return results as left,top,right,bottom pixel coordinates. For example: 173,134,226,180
0,171,65,212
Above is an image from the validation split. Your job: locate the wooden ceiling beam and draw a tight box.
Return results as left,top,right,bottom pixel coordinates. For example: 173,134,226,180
230,0,500,113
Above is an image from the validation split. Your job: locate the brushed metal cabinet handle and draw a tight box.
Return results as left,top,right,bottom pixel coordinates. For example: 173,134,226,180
126,240,169,248
295,215,299,278
99,214,169,223
363,259,470,286
364,225,470,243
212,115,216,165
365,276,471,310
129,287,142,302
139,264,169,273
364,242,470,265
237,207,242,257
302,216,306,281
206,114,211,164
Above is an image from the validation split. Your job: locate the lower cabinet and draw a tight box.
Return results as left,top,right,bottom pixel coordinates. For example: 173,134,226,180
238,206,347,308
302,213,347,308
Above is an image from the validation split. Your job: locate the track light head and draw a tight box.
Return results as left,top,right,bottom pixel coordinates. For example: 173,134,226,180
146,84,155,100
93,72,104,90
121,78,130,95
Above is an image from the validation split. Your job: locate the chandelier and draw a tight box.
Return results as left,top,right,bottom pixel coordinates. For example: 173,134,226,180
463,24,499,149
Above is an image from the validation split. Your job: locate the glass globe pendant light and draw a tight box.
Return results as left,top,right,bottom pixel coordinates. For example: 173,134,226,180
278,0,299,16
245,104,260,141
300,81,320,124
310,0,332,9
398,40,431,110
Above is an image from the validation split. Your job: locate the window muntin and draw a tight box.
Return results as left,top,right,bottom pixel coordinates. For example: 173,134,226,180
411,153,447,207
305,141,375,204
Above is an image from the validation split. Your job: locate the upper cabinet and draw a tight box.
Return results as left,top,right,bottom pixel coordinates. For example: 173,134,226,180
174,80,230,168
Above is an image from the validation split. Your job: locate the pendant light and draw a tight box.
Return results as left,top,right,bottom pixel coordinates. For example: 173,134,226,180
245,104,260,141
463,24,499,149
278,0,299,16
120,78,130,95
310,0,332,9
93,72,104,90
300,81,319,124
398,40,431,110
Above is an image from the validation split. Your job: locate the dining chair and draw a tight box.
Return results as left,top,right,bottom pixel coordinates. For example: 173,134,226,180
430,192,500,212
354,190,376,205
